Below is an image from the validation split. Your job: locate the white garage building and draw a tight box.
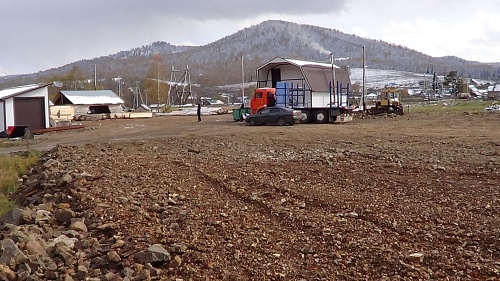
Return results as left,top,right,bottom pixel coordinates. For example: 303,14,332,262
0,83,52,133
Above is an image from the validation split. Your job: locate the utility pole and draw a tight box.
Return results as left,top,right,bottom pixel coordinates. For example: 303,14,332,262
157,63,160,113
331,52,336,104
241,55,245,105
362,45,366,113
116,77,122,99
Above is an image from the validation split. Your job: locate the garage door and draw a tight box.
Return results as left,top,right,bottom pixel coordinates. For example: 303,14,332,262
14,97,45,131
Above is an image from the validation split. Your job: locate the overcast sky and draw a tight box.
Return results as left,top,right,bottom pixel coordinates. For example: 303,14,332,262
1,0,499,76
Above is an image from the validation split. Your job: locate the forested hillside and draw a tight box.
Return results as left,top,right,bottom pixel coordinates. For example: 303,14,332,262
1,20,498,95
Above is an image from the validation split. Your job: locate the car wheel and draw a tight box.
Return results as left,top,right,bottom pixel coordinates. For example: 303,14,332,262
277,117,285,126
248,118,255,126
314,110,328,124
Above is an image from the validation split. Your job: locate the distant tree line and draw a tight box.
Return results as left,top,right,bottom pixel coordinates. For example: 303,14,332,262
2,20,498,99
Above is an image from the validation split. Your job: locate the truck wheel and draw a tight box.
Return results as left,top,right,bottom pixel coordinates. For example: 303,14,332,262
277,117,286,126
396,106,404,115
314,110,328,124
300,110,312,123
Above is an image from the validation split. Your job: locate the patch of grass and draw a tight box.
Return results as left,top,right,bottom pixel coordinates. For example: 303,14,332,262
0,197,15,216
408,100,494,114
164,106,177,113
0,150,40,215
0,139,24,148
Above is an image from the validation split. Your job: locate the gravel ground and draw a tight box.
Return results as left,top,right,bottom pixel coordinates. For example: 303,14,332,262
2,112,500,280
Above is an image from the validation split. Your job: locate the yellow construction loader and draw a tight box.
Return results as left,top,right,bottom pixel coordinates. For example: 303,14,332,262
368,87,404,115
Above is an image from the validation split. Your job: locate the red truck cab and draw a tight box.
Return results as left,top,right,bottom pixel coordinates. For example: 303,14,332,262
249,88,277,114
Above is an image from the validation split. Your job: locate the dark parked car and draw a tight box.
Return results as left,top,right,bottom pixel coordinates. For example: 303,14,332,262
245,106,301,126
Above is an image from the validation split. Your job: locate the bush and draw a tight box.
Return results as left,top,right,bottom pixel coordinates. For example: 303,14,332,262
0,150,40,215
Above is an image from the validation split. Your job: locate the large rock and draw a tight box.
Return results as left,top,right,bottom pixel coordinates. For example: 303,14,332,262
134,244,171,264
34,210,52,224
10,229,28,243
58,173,73,187
42,159,60,169
77,265,88,280
0,264,16,281
107,250,121,262
169,255,182,269
169,243,188,254
25,239,48,257
54,209,76,224
0,208,24,225
50,235,78,249
406,253,424,264
0,239,28,267
53,242,76,265
69,218,88,233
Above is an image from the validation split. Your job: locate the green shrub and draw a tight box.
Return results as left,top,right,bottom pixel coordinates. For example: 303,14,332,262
0,150,40,215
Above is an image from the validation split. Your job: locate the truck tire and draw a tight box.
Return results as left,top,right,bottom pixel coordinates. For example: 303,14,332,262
314,110,328,124
300,110,312,124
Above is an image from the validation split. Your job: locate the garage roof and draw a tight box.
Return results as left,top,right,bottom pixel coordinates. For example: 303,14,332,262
0,83,52,100
54,90,124,105
256,57,350,92
256,57,339,71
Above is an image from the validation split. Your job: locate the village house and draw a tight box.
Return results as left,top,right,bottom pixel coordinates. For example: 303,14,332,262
0,83,51,133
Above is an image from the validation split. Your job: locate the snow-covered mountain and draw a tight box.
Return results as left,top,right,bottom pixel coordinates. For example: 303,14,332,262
1,20,498,89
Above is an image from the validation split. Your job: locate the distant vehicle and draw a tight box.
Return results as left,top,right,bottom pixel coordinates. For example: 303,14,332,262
250,86,352,124
246,106,301,126
251,57,353,124
367,87,404,115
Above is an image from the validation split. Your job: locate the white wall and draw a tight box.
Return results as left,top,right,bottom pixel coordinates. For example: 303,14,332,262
279,65,304,85
5,98,14,127
4,86,50,129
311,92,331,107
258,65,305,88
309,92,350,108
0,101,4,132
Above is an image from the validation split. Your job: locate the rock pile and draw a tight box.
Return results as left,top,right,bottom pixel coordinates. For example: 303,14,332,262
0,148,185,280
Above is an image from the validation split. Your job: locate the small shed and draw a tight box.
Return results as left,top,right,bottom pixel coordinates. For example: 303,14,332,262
0,83,52,133
256,57,351,107
487,83,500,100
52,90,124,119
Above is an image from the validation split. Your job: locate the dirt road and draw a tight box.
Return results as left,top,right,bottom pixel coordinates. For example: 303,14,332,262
4,112,500,280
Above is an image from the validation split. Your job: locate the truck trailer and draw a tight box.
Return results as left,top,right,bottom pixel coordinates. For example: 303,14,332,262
250,57,353,124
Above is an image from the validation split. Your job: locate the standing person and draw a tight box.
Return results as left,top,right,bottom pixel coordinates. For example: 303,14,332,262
240,102,245,122
197,103,202,122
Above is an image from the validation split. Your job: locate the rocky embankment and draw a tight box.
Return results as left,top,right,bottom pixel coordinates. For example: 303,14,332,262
0,148,187,280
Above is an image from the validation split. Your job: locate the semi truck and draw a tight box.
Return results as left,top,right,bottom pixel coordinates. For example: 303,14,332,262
249,57,353,124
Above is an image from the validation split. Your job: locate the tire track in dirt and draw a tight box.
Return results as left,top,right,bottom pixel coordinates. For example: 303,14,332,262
176,154,424,279
164,158,346,279
190,147,500,278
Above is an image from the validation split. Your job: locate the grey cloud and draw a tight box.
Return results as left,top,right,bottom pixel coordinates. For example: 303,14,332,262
0,0,348,74
1,1,348,25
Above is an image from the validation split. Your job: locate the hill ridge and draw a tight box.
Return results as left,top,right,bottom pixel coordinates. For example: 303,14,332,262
1,20,498,90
